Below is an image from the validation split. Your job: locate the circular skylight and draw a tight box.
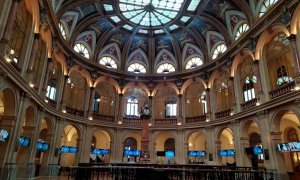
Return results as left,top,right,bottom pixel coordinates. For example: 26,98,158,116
119,0,184,27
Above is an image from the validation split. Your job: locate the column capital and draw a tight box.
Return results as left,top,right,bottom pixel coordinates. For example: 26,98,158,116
206,88,210,92
64,75,69,80
90,86,95,91
149,96,153,99
254,59,260,64
288,34,297,41
119,93,123,97
229,76,234,81
178,94,182,98
47,57,52,63
34,33,40,40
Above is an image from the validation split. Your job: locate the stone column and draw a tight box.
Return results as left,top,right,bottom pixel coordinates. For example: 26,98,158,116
240,137,251,167
288,34,300,78
177,94,183,124
175,130,185,164
254,60,266,104
111,128,123,163
59,75,69,109
231,120,242,166
269,132,289,179
41,58,52,97
118,94,124,124
83,86,91,118
215,141,222,165
1,0,20,42
79,125,93,163
205,88,211,121
149,96,154,125
26,33,40,73
87,87,95,118
229,77,237,113
205,126,215,165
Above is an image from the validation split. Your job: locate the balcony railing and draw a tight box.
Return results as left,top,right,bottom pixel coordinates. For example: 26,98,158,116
215,109,231,119
123,116,143,125
241,98,257,111
269,81,295,99
65,106,84,117
69,164,274,180
10,61,21,72
154,118,177,125
46,97,57,108
92,113,114,122
186,115,206,123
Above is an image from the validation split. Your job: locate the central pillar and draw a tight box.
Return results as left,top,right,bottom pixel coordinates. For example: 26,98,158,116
140,100,152,163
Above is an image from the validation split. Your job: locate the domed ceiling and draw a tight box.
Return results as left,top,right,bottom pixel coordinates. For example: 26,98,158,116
52,0,272,76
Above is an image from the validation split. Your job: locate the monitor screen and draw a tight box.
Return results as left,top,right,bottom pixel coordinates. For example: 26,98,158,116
188,151,197,157
277,143,290,152
165,151,175,157
60,146,70,153
37,141,44,150
132,150,140,157
100,149,109,155
226,149,235,156
288,142,300,152
19,136,30,147
197,151,206,157
42,143,49,151
124,150,132,156
0,129,9,142
219,150,227,157
69,147,78,153
157,151,165,157
253,146,263,155
91,149,101,155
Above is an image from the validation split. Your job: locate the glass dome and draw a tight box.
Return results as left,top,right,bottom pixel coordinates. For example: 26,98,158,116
119,0,184,27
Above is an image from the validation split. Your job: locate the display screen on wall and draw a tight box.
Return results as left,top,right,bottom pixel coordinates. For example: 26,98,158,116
219,150,227,156
124,149,133,156
253,146,263,155
219,149,235,156
277,143,291,152
197,151,206,157
188,151,206,157
19,136,30,147
92,149,101,155
60,146,77,153
132,150,140,157
37,141,49,151
165,151,175,157
92,149,110,155
288,142,300,152
188,151,197,157
0,129,9,142
69,147,78,153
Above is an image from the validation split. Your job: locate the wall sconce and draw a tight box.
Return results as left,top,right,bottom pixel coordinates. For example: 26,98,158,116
118,121,122,124
230,110,235,116
177,122,182,125
88,116,93,120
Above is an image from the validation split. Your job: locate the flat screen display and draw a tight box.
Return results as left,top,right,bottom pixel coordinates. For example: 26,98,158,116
157,151,165,157
132,150,140,157
91,149,101,155
226,149,235,156
197,151,206,157
60,146,70,153
19,136,30,147
219,150,227,156
37,141,43,150
124,150,132,156
277,143,290,152
100,149,109,155
69,147,78,153
42,143,49,151
288,142,300,152
253,146,263,155
188,151,197,157
165,151,175,157
0,129,9,142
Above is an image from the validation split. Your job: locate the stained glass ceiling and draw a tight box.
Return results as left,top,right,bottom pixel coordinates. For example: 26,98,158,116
119,0,184,27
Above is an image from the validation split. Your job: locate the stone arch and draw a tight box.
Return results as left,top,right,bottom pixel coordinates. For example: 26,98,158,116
68,65,93,87
180,77,208,94
94,76,121,94
0,87,17,116
255,24,290,60
270,107,300,132
122,82,150,96
152,82,179,96
155,49,177,69
182,43,205,65
98,43,121,67
126,48,149,70
231,49,255,77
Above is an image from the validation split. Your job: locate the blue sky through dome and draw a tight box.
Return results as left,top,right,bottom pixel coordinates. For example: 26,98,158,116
119,0,184,27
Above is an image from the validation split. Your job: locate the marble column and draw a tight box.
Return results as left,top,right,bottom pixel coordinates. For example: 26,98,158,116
27,33,40,73
41,58,52,97
177,94,183,124
87,87,95,117
1,0,20,42
231,120,242,166
254,60,266,104
288,34,300,78
118,94,124,123
240,137,251,167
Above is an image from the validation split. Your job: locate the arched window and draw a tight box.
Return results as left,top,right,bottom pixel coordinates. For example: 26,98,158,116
185,57,204,69
185,83,207,117
259,0,278,17
128,63,146,74
99,56,117,69
124,137,137,150
58,23,67,40
126,96,139,117
164,138,175,152
46,80,57,100
157,63,175,74
238,56,258,103
243,77,256,102
73,43,90,59
165,98,177,118
234,23,249,40
9,1,28,64
266,33,295,89
212,44,227,60
214,72,232,112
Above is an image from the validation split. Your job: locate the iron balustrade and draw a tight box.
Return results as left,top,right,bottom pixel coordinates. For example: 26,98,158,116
46,97,57,108
92,113,115,122
241,98,257,111
69,164,274,180
154,118,177,125
215,109,231,119
269,81,295,99
65,106,84,117
186,115,207,123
